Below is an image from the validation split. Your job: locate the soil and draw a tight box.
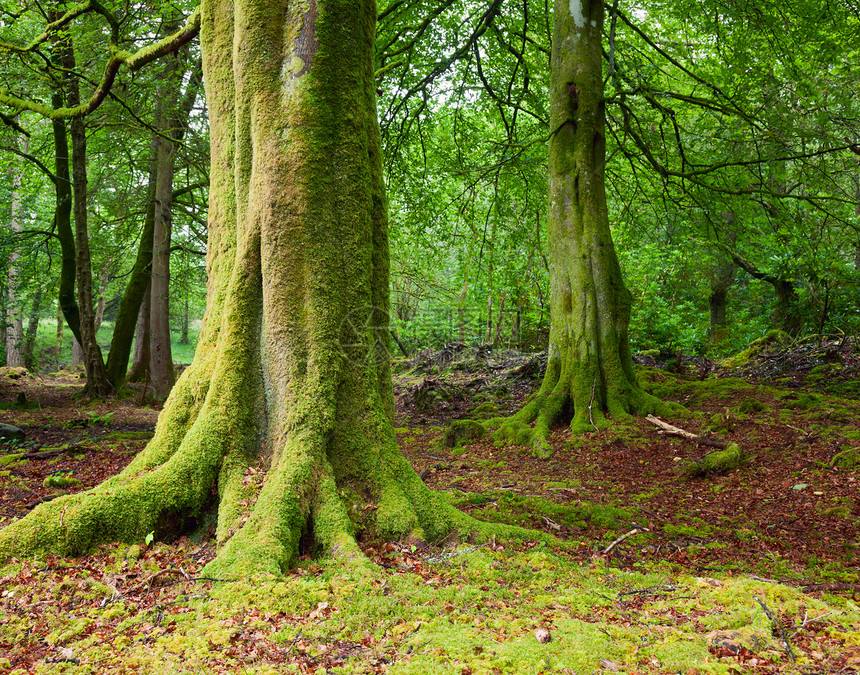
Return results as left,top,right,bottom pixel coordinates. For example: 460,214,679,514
1,340,857,584
0,342,858,674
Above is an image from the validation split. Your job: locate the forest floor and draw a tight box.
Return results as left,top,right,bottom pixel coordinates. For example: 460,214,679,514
0,337,858,674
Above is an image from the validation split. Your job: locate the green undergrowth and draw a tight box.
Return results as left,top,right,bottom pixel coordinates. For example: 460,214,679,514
447,490,634,536
1,543,858,674
722,329,791,368
637,365,860,428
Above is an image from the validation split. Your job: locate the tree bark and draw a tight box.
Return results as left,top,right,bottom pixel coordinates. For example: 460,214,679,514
0,0,502,576
55,304,64,364
494,0,672,454
5,134,27,368
105,138,158,387
149,85,180,400
127,283,151,382
51,90,79,351
60,35,111,395
854,172,859,272
180,293,190,345
23,287,42,369
708,257,735,348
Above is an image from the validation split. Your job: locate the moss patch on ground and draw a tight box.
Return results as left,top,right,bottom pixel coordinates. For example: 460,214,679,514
1,543,858,674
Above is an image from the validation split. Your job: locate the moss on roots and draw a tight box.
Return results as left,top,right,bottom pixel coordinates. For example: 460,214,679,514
0,0,547,576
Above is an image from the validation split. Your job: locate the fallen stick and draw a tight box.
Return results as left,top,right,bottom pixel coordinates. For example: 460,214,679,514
602,527,647,555
645,415,728,448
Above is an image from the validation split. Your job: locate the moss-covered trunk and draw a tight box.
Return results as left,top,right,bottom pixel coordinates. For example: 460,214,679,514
0,0,496,576
105,137,157,388
495,0,671,454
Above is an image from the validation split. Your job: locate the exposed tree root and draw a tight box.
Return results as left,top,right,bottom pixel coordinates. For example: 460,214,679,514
0,0,550,578
491,356,680,457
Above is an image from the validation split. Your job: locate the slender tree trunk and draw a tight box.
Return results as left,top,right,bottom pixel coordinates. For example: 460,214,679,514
0,0,503,576
180,294,190,345
127,283,151,382
484,294,493,344
5,135,27,368
0,306,6,364
23,287,42,369
854,173,859,271
492,296,506,347
105,139,158,387
60,37,110,395
73,262,110,367
457,273,469,343
708,257,735,348
51,89,79,351
512,300,523,348
495,0,671,453
55,304,64,364
149,25,192,400
104,52,202,390
94,260,110,332
71,338,84,366
149,118,177,400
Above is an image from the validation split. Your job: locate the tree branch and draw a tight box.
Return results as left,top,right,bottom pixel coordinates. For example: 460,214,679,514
0,7,201,120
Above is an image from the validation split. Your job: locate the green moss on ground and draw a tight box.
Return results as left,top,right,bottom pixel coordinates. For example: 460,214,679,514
683,443,745,477
724,330,791,368
441,420,487,448
830,447,859,469
2,545,858,674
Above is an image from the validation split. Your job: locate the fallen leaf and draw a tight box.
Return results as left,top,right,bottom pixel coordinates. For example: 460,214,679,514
599,658,620,671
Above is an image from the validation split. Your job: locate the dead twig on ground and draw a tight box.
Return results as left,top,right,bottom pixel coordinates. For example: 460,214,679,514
755,596,796,662
645,415,728,448
126,568,190,594
22,444,88,460
791,610,835,638
602,527,648,555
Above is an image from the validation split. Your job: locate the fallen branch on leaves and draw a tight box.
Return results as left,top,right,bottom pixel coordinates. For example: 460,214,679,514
646,416,745,476
756,596,796,662
602,527,649,555
645,415,728,448
22,444,89,460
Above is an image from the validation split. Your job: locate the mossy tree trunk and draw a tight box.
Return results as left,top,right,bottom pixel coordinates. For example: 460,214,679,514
0,0,489,576
495,0,671,455
708,258,735,348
